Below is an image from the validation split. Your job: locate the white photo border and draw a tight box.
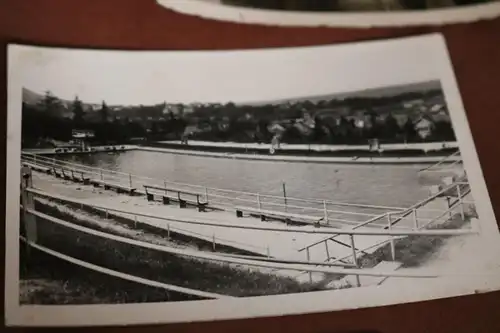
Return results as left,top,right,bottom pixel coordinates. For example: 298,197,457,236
5,33,500,327
157,0,500,28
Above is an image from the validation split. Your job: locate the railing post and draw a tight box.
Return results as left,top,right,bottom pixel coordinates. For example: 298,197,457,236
257,193,262,211
412,209,418,229
282,182,287,213
457,184,465,220
205,187,209,202
266,246,270,258
387,213,396,261
128,173,133,188
324,240,330,261
134,215,138,228
446,196,452,219
323,200,328,224
306,247,312,283
105,209,109,219
212,234,216,251
167,224,170,239
20,167,37,246
100,169,103,180
349,234,361,287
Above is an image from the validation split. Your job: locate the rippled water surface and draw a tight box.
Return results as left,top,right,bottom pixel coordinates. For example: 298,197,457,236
60,150,437,208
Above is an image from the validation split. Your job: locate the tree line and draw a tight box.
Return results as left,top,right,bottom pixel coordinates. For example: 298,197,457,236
189,112,455,145
22,91,456,148
21,92,186,148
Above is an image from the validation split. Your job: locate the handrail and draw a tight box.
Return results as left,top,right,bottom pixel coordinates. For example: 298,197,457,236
212,252,356,267
418,187,472,230
297,212,389,252
34,195,266,252
22,152,469,237
20,236,232,299
144,185,393,219
25,208,473,278
369,181,470,229
21,152,420,212
23,154,406,226
22,152,447,225
298,180,472,253
419,151,461,173
27,188,477,237
294,185,473,279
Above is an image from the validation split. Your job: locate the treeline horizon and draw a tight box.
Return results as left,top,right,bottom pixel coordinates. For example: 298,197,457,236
21,90,456,148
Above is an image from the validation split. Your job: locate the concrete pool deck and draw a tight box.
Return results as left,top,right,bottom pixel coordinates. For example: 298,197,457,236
23,139,461,164
138,146,459,164
28,170,473,283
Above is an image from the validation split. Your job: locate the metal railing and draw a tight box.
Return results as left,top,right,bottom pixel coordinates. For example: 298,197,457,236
22,152,445,227
419,151,463,173
20,236,232,300
20,201,479,285
21,179,479,288
21,152,477,286
291,179,474,283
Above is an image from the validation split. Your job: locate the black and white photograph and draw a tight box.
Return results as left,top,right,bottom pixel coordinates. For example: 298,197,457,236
157,0,500,27
194,0,494,11
5,34,500,327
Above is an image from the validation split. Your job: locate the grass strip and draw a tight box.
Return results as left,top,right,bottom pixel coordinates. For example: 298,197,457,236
20,202,326,304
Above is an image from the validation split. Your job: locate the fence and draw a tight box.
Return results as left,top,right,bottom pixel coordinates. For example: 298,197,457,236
26,186,447,261
21,152,444,227
291,179,474,282
24,207,471,275
20,172,479,291
19,236,232,300
419,151,463,174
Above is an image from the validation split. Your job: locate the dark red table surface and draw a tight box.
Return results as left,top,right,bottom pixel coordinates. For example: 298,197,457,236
1,1,500,332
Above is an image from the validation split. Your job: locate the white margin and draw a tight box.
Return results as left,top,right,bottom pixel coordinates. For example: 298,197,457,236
5,34,500,327
157,0,500,28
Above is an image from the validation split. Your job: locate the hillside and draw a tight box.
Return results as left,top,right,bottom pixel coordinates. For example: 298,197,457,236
237,81,441,106
22,82,448,125
22,88,120,111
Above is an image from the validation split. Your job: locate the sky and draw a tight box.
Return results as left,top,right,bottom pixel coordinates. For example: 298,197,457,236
10,35,446,106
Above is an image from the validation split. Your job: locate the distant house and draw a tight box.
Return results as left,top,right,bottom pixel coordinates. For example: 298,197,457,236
392,114,410,128
430,104,445,113
164,104,184,116
217,117,231,131
71,129,95,150
183,125,202,136
413,116,435,139
293,121,313,136
403,99,425,108
267,123,286,134
354,119,365,129
431,109,451,123
425,95,445,108
184,105,194,114
313,107,350,118
72,129,95,139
